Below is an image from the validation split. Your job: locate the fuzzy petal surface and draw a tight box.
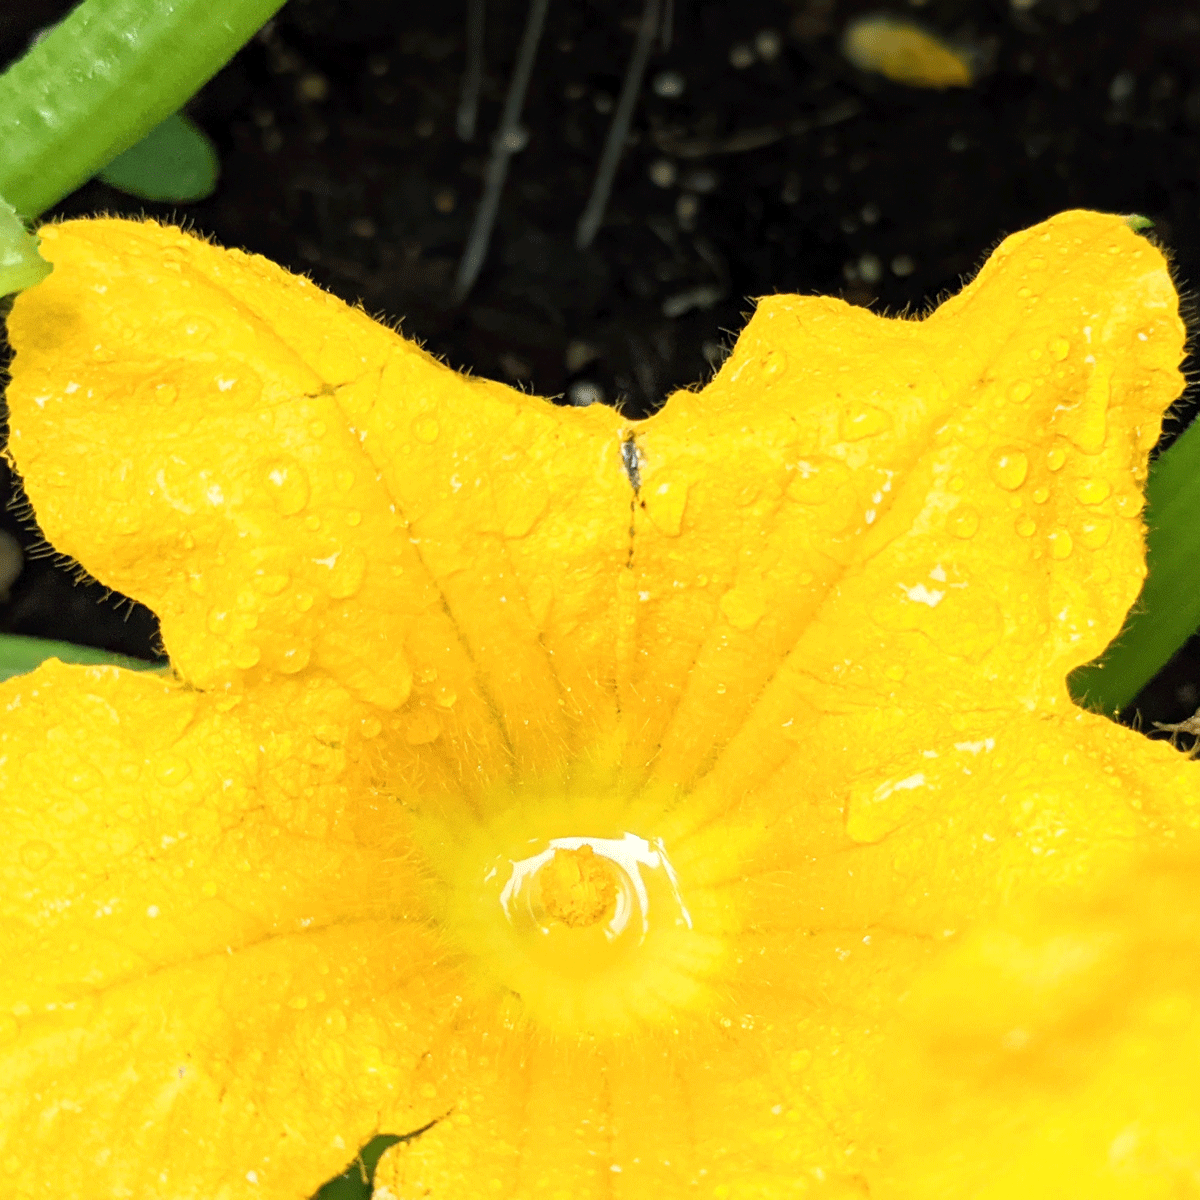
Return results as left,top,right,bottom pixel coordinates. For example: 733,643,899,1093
0,661,458,1197
6,220,629,777
1,210,1196,1199
630,210,1183,789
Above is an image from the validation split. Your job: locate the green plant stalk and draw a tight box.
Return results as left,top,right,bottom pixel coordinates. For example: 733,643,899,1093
0,0,286,218
1070,415,1200,714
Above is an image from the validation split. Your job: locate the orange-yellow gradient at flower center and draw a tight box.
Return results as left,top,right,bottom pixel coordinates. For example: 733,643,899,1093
416,766,746,1035
2,212,1199,1200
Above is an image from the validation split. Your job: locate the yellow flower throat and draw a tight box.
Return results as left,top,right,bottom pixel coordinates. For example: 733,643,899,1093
413,765,746,1037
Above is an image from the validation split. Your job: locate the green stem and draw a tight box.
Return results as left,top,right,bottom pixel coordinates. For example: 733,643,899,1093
0,0,286,218
1069,415,1200,714
0,632,165,682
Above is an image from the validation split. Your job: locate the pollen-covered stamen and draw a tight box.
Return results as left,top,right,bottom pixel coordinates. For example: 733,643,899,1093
489,831,697,994
536,845,618,928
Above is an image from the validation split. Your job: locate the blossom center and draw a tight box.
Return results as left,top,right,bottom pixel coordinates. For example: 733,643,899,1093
415,771,738,1036
533,845,618,928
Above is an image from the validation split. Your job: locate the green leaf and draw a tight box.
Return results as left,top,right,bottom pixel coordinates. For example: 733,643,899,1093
0,195,52,296
312,1134,403,1200
0,633,165,683
1069,415,1200,714
97,111,218,202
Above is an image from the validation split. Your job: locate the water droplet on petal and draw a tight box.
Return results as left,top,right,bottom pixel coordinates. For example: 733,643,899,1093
262,458,311,516
786,456,855,531
500,486,547,539
1072,478,1111,505
988,447,1028,491
345,510,362,527
1113,492,1141,518
278,644,312,674
1009,381,1032,402
65,763,101,791
361,716,383,739
335,469,355,491
761,348,787,376
1046,442,1068,471
253,571,290,596
1015,514,1037,537
414,415,440,443
108,462,137,502
1061,362,1111,454
1049,337,1070,360
839,404,892,442
405,710,442,745
950,507,979,539
434,689,458,709
232,643,262,669
643,477,690,537
719,584,766,630
19,839,54,870
1049,529,1074,560
326,546,367,599
845,770,929,844
1078,516,1113,549
1031,485,1049,504
157,756,191,786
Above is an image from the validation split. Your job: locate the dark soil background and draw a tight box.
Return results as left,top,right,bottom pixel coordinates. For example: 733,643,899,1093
2,0,1200,739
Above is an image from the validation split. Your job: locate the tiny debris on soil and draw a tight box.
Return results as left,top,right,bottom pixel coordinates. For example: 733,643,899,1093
2,0,1198,741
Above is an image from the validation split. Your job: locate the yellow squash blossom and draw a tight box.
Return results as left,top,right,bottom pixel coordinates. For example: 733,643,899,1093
1,211,1196,1199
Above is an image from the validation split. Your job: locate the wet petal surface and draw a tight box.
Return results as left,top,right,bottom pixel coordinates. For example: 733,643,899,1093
2,211,1196,1198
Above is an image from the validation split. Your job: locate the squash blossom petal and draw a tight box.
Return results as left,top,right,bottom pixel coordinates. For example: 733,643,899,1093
878,840,1200,1198
1,211,1196,1198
